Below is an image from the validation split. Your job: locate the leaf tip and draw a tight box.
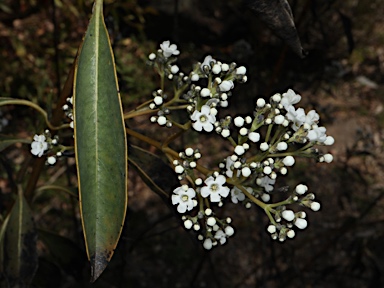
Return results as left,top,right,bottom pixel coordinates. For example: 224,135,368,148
89,252,110,282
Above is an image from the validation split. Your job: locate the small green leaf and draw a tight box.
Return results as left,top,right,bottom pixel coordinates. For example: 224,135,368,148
3,187,38,287
74,0,128,282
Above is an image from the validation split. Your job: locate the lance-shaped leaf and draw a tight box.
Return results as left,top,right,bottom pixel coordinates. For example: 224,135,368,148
3,187,38,287
247,0,306,57
73,0,127,282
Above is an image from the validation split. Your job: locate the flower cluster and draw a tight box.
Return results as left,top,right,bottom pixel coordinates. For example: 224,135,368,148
147,41,334,248
266,184,321,242
147,41,247,131
30,130,61,165
171,151,235,249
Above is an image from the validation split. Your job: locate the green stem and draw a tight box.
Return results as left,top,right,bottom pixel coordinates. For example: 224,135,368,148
265,124,273,142
124,107,156,119
125,127,212,177
0,99,69,130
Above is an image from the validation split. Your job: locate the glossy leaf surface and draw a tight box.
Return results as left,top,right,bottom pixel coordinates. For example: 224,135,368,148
74,0,127,282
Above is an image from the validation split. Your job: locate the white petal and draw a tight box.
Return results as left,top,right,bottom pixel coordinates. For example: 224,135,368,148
210,193,221,202
200,187,210,198
177,203,187,213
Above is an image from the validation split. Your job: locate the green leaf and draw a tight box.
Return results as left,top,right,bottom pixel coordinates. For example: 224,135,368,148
3,187,38,287
129,145,179,202
73,0,128,282
0,135,31,153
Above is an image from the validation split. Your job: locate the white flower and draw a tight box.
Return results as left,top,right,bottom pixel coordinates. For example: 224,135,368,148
271,93,282,103
225,156,241,178
219,80,234,92
191,105,216,132
276,142,288,151
256,98,266,108
236,66,246,75
239,127,248,136
287,230,295,238
200,88,211,97
170,65,179,74
294,218,308,229
184,219,193,229
148,53,156,60
260,142,269,151
282,156,295,166
201,55,216,71
160,40,180,57
324,136,335,146
234,116,244,127
282,210,295,221
311,201,321,211
191,73,199,81
31,134,48,157
323,153,333,163
225,226,235,236
295,184,308,195
214,230,227,244
256,176,275,192
263,166,272,175
267,225,276,233
248,132,260,143
225,156,235,177
201,175,230,202
261,193,270,202
230,186,246,203
207,217,216,226
203,238,213,250
304,110,319,126
171,186,196,213
47,156,56,165
274,115,285,124
307,126,327,143
286,107,306,130
220,100,228,107
241,167,251,177
153,96,163,106
212,64,221,74
234,145,245,156
157,116,167,126
281,89,301,109
221,63,229,71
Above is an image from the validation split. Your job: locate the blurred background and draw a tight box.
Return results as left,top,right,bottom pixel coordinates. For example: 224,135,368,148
1,0,384,287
